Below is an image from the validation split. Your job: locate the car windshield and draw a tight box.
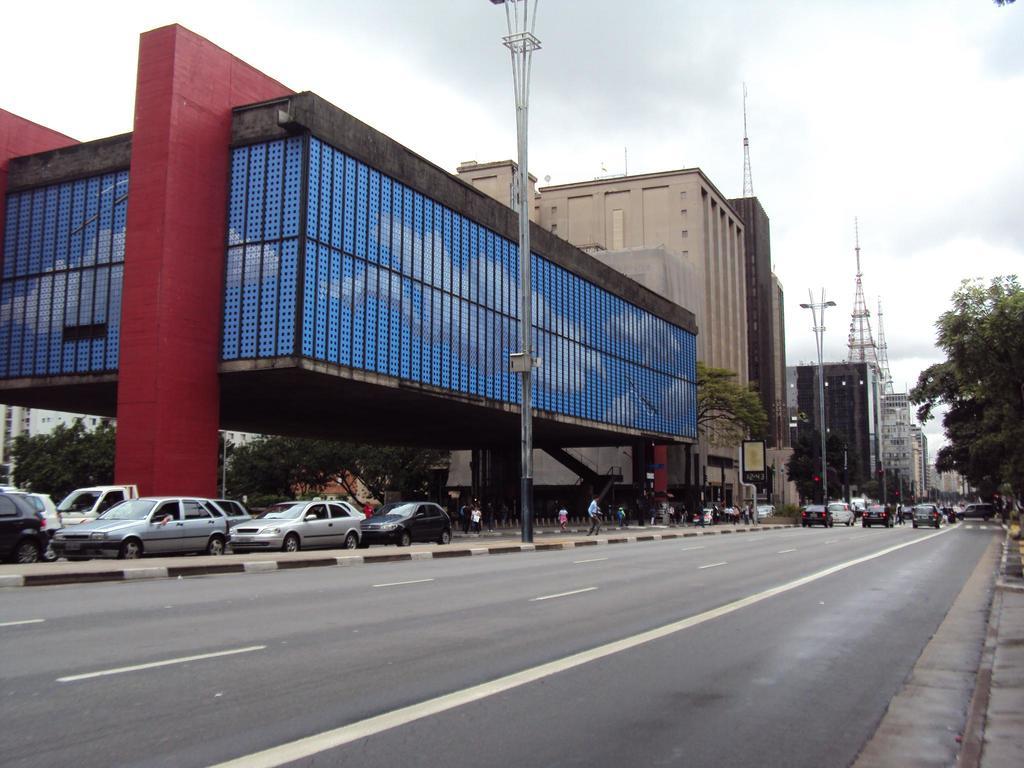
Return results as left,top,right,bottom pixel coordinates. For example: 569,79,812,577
868,506,885,513
261,503,304,520
57,490,102,512
828,504,845,511
372,502,417,519
98,499,156,520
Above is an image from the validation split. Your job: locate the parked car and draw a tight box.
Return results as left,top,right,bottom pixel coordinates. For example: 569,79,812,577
228,500,363,553
50,497,228,560
961,503,994,521
862,504,893,528
850,498,868,519
0,492,48,563
801,504,833,528
210,498,252,529
756,504,775,519
912,503,943,529
1,490,61,537
360,501,452,547
828,501,855,526
56,485,139,526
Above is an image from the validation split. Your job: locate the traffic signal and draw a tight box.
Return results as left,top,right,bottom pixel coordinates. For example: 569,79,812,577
813,475,820,483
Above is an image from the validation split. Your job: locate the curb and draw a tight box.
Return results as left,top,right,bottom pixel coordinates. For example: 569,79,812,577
0,524,796,588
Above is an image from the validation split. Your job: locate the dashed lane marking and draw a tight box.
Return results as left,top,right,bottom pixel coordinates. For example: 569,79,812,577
0,618,45,628
372,578,435,588
57,645,267,683
698,562,728,570
573,557,608,564
531,587,598,602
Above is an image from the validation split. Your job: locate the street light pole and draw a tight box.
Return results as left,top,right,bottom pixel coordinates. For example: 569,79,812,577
492,0,541,543
800,290,836,505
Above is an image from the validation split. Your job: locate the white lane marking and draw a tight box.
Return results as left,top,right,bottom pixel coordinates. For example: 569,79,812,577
531,587,598,602
698,562,728,570
57,645,267,683
208,526,954,768
573,557,608,564
825,539,838,544
777,549,797,554
0,618,45,628
680,546,705,551
965,525,975,530
372,578,435,588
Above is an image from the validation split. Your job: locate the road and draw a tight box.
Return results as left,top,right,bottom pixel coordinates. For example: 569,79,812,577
0,522,1000,767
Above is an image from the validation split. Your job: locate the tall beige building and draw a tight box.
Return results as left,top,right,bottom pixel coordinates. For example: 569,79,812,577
534,169,748,381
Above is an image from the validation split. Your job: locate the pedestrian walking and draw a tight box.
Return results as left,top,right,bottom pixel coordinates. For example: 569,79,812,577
471,502,482,534
616,505,626,528
558,502,568,533
586,494,602,536
460,501,470,534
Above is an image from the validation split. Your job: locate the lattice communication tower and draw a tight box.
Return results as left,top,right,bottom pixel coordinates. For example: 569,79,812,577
847,218,879,365
742,83,753,197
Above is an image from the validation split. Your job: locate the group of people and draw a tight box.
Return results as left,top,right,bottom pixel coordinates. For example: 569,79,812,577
457,499,485,533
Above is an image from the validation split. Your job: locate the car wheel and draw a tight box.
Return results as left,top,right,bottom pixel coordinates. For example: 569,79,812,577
438,529,451,545
863,522,869,528
282,533,300,553
206,535,225,556
343,532,358,549
828,520,834,528
912,522,918,529
935,522,940,529
398,530,412,547
119,538,143,560
357,540,369,549
15,539,40,564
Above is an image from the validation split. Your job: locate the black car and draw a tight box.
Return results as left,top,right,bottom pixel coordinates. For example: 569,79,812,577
359,501,452,547
801,505,833,528
961,503,994,521
0,493,48,563
862,504,893,528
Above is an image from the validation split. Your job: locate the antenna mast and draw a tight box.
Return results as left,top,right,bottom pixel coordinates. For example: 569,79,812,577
847,217,878,364
876,298,894,395
742,83,753,197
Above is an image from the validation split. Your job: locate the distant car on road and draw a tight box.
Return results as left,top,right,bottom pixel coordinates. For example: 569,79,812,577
50,497,229,560
360,501,452,547
801,505,833,528
961,503,994,521
828,501,855,526
228,500,363,553
912,504,943,529
0,492,48,563
756,504,775,519
862,504,893,528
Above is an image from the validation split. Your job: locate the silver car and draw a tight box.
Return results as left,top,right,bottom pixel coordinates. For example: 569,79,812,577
228,500,363,553
50,498,229,560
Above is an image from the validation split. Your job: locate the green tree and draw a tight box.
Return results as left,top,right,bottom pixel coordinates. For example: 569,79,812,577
697,362,768,444
349,445,448,500
11,419,116,500
911,276,1024,500
785,430,848,503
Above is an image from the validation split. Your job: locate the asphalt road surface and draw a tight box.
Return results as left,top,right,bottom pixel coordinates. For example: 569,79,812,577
0,522,1000,768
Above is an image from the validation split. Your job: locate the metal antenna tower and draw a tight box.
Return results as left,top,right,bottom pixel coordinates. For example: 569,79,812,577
742,83,753,197
876,298,894,395
847,218,878,364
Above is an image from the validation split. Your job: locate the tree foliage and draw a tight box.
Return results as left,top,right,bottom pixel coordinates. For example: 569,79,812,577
225,436,447,502
696,362,768,445
910,276,1024,499
11,419,116,500
785,430,848,503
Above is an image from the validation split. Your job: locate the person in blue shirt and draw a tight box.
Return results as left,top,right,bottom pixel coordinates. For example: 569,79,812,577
586,495,602,536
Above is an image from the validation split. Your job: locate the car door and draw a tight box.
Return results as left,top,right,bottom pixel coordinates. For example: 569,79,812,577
329,503,359,545
179,499,219,553
144,501,183,554
0,495,21,557
300,503,333,549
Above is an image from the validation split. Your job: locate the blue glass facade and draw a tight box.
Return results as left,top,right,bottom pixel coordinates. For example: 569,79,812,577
222,136,696,438
0,171,128,377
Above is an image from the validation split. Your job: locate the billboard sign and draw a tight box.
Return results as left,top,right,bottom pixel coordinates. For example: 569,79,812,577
742,440,767,485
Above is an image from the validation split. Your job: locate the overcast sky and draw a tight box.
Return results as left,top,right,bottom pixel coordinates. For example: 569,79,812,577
2,1,1021,453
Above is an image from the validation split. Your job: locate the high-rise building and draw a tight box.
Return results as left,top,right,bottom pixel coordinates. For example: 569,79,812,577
791,361,882,491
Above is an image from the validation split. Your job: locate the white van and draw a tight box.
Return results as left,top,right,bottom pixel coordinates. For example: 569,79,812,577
57,485,139,525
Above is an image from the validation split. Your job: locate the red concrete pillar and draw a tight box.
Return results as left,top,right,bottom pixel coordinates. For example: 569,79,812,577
115,25,291,496
653,444,668,494
0,109,77,272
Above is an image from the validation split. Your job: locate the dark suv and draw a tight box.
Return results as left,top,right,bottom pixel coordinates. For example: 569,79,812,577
0,493,48,563
360,501,452,547
961,503,994,521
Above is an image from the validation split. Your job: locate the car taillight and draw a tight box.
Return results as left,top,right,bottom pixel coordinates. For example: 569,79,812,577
802,511,807,517
882,512,887,517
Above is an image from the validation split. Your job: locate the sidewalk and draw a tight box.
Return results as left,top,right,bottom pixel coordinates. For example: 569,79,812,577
964,525,1024,768
0,521,794,588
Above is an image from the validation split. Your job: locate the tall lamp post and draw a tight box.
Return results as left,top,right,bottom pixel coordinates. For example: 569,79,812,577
491,0,541,542
800,290,836,505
